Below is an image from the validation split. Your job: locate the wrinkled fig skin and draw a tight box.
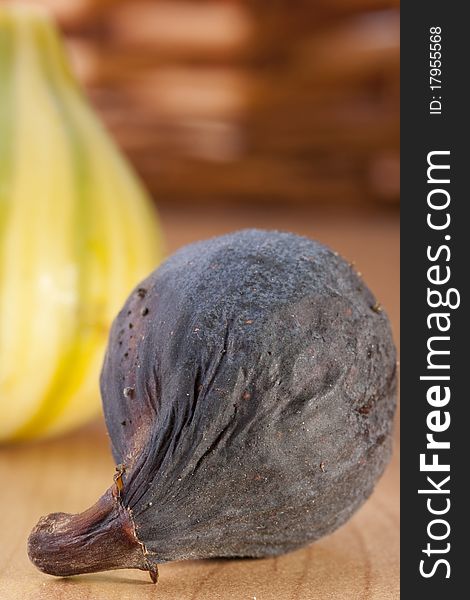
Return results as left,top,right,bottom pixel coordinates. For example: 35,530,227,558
29,229,396,582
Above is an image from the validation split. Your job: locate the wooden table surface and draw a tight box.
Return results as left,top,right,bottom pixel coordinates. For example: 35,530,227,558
0,206,399,600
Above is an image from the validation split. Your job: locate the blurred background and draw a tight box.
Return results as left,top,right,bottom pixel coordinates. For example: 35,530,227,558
44,0,400,341
17,0,399,207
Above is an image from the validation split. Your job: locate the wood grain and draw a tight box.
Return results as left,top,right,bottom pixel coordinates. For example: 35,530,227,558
0,207,399,599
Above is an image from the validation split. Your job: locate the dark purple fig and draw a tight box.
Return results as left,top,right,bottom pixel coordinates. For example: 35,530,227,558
28,229,397,583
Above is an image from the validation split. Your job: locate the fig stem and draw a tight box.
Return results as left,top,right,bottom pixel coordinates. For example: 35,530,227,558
147,562,159,583
28,486,157,582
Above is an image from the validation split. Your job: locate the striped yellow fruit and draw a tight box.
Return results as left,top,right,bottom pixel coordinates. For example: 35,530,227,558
0,6,164,442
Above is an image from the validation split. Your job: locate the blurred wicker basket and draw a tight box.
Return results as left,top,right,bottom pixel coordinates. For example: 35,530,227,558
24,0,400,206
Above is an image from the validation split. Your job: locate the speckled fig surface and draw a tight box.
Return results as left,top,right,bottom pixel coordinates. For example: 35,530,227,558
28,229,397,583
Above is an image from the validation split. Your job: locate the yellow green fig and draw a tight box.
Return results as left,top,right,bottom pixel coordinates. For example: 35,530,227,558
0,5,164,442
